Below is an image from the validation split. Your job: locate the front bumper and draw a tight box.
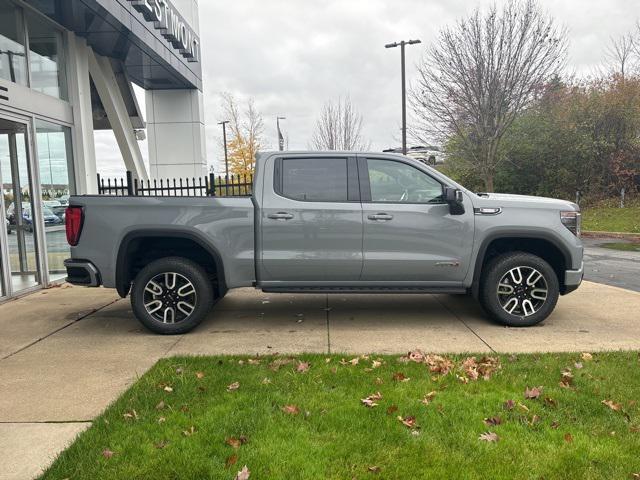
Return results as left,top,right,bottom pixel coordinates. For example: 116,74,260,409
563,262,584,294
64,259,102,287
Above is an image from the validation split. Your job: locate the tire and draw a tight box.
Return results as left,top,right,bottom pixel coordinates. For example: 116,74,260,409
131,257,215,335
479,252,559,327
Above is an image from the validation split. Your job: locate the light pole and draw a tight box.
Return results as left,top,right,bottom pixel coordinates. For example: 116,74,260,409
277,116,286,151
218,120,230,177
385,39,421,155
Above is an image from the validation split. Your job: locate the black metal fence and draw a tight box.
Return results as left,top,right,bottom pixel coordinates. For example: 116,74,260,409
97,171,253,197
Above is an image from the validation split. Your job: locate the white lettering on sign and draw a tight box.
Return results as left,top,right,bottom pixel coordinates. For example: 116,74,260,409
128,0,200,63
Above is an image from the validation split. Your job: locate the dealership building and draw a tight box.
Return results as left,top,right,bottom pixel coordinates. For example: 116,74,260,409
0,0,206,300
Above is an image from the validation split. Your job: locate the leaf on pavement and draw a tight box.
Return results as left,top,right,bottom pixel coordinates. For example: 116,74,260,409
282,404,300,415
478,431,499,442
524,386,543,399
235,465,251,480
227,382,240,392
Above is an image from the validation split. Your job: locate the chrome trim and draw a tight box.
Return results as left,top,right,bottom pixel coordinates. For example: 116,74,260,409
474,207,502,216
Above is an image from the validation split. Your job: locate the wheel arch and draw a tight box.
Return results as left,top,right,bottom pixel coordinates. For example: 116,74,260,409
115,229,227,299
471,232,572,298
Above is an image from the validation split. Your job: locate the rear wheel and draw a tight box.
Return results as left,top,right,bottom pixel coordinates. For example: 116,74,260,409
131,257,215,334
479,252,559,327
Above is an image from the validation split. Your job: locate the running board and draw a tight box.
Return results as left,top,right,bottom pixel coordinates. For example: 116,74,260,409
262,286,468,294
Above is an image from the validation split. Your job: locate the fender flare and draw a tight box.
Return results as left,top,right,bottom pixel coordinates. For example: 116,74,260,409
115,229,227,298
471,231,573,298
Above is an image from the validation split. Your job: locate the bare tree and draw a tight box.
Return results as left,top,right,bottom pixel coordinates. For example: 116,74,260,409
410,0,567,191
605,33,636,79
310,97,370,151
220,92,264,175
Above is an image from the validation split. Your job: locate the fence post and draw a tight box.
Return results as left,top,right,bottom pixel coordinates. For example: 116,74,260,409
126,171,134,196
96,174,102,194
575,190,580,206
620,188,625,208
209,173,215,196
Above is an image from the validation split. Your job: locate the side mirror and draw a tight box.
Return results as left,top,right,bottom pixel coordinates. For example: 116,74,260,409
443,187,465,215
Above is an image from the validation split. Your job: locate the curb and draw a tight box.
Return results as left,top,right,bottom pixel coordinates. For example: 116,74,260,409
582,231,640,241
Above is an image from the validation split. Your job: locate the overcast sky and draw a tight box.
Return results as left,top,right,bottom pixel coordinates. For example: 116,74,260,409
96,0,638,176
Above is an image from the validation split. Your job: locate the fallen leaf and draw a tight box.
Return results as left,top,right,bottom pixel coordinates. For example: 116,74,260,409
372,360,382,369
225,454,238,468
196,371,205,379
517,402,530,413
175,367,184,375
261,377,272,385
564,432,573,443
226,437,242,449
368,466,382,473
478,431,499,442
397,415,418,429
154,440,169,449
574,362,583,369
524,386,543,399
529,414,541,426
551,421,560,429
182,426,196,437
296,362,310,373
102,449,115,459
392,372,410,382
361,392,383,408
157,416,166,424
374,377,384,385
544,397,558,408
349,357,360,366
227,382,240,392
269,357,293,371
503,399,515,410
408,350,426,363
559,370,574,389
282,404,300,415
484,416,502,426
235,465,251,480
421,391,437,406
581,352,593,361
123,409,138,421
425,354,454,375
602,399,623,412
155,401,166,411
163,386,173,393
386,405,398,415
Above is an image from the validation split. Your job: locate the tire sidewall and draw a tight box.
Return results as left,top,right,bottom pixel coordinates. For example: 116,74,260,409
131,257,214,334
481,252,559,327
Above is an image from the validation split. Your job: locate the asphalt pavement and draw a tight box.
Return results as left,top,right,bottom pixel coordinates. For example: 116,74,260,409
583,237,640,292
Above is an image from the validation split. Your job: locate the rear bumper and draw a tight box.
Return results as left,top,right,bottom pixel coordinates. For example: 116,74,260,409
64,259,102,287
563,262,584,294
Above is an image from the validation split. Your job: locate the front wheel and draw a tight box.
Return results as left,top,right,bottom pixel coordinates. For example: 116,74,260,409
479,252,559,327
131,257,215,334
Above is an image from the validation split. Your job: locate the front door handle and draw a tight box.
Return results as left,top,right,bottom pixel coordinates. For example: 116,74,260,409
368,213,394,221
268,212,294,220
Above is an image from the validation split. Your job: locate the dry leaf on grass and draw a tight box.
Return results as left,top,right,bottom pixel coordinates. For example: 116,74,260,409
154,440,169,449
386,405,398,415
123,409,138,420
392,372,410,382
235,465,251,480
581,352,593,361
163,386,173,393
226,436,248,449
155,401,166,411
282,404,300,415
372,360,383,369
195,371,205,379
478,431,499,442
397,415,418,429
361,392,383,408
602,399,623,411
225,454,238,468
296,362,310,373
484,416,502,427
425,354,454,375
102,449,115,459
368,466,382,473
564,433,573,443
503,399,515,410
559,370,574,389
421,392,437,406
182,426,196,437
524,386,543,399
227,382,240,392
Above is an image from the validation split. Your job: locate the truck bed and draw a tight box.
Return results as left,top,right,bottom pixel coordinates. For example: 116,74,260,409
69,195,255,290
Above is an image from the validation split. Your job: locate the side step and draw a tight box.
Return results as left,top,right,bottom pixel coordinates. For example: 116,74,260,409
262,286,468,294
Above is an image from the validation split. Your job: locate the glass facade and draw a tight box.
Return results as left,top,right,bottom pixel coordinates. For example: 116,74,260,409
0,0,28,86
26,8,67,99
36,119,72,280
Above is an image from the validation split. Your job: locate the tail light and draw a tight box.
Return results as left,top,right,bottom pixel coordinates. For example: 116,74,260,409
65,206,84,246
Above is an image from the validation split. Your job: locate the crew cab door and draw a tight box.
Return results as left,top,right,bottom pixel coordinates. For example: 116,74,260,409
259,155,363,283
358,155,474,283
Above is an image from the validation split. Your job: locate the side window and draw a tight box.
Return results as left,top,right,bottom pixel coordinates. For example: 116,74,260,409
280,157,349,202
367,159,443,204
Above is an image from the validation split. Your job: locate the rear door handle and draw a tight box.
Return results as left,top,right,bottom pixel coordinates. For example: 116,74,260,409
268,212,294,220
368,213,394,221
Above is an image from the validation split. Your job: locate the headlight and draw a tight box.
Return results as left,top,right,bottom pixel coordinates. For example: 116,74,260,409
560,211,581,237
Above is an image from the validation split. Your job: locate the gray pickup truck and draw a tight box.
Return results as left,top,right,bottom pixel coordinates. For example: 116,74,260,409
64,151,584,334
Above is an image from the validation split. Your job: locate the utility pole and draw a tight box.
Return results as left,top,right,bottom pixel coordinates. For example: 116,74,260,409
277,116,286,151
385,39,421,155
218,120,230,177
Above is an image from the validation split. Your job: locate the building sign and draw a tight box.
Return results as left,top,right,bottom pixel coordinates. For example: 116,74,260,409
129,0,200,63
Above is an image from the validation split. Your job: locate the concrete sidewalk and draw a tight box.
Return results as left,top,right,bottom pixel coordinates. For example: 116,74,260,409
1,281,639,479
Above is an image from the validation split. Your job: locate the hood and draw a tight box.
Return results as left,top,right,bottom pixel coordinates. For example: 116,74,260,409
474,193,579,211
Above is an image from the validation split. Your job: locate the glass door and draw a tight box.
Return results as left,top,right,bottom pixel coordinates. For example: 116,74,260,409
0,115,41,295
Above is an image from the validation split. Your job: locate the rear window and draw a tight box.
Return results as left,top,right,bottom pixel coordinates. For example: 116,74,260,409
280,157,348,202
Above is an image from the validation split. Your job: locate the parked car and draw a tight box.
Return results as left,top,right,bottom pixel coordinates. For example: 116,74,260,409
58,195,70,206
43,199,66,220
7,202,63,232
65,151,584,335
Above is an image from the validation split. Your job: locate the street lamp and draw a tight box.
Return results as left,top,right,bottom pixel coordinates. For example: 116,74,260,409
277,116,286,151
385,39,421,155
218,120,230,177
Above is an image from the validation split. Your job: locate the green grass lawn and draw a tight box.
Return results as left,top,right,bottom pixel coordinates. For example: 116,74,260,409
42,352,640,480
582,199,640,233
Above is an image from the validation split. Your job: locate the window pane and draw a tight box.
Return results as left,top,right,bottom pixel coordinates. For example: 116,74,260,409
36,119,73,281
282,158,348,202
368,159,443,203
0,0,28,85
26,9,67,99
